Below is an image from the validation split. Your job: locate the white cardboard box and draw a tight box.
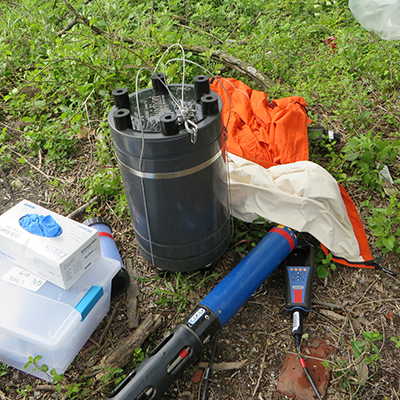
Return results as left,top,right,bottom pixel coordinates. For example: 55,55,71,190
0,255,120,381
0,200,100,289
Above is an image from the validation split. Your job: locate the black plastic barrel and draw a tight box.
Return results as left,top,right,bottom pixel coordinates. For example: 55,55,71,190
108,75,231,271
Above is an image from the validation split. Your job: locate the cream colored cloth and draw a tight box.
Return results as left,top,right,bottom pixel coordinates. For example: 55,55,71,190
228,153,364,262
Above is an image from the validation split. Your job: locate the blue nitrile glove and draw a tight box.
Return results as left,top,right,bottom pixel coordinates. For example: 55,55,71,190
19,214,62,237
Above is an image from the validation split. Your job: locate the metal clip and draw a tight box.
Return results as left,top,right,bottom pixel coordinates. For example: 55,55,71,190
185,119,198,144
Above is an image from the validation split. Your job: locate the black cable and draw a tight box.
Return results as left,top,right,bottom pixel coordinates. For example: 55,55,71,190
201,332,219,400
293,314,324,400
370,260,397,276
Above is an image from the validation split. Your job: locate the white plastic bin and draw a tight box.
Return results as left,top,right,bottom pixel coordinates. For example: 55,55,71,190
0,256,120,381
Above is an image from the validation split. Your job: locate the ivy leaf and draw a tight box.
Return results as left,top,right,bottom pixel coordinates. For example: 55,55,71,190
351,340,365,358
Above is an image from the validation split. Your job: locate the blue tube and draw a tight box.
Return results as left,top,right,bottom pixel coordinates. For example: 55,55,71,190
200,225,297,327
84,217,124,267
83,217,130,297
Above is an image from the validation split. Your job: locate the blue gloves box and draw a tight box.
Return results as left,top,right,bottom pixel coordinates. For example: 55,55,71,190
0,200,101,289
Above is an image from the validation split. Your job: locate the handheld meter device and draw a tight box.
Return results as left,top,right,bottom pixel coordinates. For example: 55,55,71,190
284,245,315,313
283,244,324,400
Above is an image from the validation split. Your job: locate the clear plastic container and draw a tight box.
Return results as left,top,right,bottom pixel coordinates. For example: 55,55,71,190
0,256,119,381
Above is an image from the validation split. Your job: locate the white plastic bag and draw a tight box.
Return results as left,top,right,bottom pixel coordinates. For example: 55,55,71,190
349,0,400,40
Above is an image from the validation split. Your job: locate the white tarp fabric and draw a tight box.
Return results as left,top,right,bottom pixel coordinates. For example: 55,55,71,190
228,152,365,263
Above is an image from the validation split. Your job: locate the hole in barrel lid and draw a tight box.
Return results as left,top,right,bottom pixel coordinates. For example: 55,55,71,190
116,89,125,93
164,114,172,120
205,95,214,101
197,75,207,81
117,110,127,115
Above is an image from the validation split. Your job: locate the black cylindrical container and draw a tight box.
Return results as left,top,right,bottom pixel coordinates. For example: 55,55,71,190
108,76,231,271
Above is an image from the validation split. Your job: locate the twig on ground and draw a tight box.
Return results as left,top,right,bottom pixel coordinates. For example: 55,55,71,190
125,258,140,329
286,351,335,365
312,299,352,312
58,1,151,68
0,121,26,134
379,314,386,354
197,361,246,371
318,309,347,322
351,276,380,310
257,327,288,336
0,390,12,400
252,342,268,397
38,148,42,170
97,313,162,377
99,300,121,345
352,298,400,309
64,0,106,36
67,195,100,219
35,385,54,391
160,44,275,91
8,148,67,183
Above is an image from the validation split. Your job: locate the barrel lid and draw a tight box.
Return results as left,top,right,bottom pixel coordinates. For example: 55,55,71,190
129,85,202,133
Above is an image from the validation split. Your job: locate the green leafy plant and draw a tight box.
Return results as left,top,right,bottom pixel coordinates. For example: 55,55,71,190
352,331,383,365
309,135,348,183
343,132,400,190
132,347,147,367
100,366,126,388
152,270,221,314
333,331,383,393
82,167,123,200
390,335,400,348
24,355,99,399
334,331,383,391
361,196,400,254
315,248,336,279
0,362,9,378
0,127,11,164
232,217,274,252
20,114,80,168
64,377,92,399
24,356,63,392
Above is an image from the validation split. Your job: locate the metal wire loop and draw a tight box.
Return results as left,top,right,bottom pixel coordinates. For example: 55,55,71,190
184,119,198,144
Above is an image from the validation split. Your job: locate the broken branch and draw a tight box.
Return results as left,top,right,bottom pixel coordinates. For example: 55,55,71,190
97,313,162,377
57,15,78,36
160,44,275,91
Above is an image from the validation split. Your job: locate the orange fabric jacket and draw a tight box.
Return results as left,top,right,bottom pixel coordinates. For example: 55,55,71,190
211,77,373,268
